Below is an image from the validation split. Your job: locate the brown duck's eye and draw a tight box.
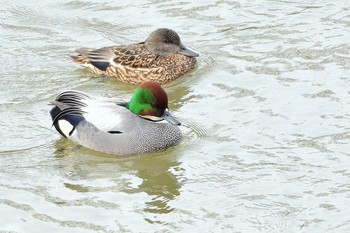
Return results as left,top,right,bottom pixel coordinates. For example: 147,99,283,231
151,102,157,107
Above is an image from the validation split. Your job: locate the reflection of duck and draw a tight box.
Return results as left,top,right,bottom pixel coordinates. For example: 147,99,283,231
54,146,183,215
71,28,199,84
50,81,182,155
130,153,182,214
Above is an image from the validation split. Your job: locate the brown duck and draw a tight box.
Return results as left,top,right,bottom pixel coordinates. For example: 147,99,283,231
70,28,199,84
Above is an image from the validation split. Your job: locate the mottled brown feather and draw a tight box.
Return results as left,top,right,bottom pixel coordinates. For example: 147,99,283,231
70,28,198,84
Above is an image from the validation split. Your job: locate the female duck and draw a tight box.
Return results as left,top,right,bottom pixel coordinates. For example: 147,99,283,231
50,81,182,155
70,28,199,84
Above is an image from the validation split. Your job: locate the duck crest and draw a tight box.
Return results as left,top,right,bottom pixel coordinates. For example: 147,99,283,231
127,88,154,115
70,28,199,84
139,81,168,109
127,81,168,117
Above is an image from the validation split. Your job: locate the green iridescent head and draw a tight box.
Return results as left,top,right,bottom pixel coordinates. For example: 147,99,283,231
127,81,181,126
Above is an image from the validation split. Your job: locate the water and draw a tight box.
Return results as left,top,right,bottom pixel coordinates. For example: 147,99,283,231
1,0,350,232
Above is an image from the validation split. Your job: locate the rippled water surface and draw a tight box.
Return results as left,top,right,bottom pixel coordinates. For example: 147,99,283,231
1,0,350,232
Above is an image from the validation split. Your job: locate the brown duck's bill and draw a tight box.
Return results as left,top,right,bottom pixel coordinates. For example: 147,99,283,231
179,43,199,57
163,110,181,126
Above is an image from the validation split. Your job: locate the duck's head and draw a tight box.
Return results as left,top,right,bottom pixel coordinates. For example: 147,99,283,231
127,81,181,126
145,28,199,57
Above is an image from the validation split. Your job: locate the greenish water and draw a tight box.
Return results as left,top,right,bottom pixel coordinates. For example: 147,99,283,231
1,0,350,232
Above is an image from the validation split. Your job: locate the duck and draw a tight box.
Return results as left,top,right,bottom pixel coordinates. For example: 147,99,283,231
50,81,182,155
70,28,199,84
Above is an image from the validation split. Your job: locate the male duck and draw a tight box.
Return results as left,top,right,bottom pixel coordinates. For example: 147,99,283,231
70,28,199,84
50,81,182,155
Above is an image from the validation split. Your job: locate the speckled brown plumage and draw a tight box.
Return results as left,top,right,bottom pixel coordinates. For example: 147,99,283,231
70,28,199,84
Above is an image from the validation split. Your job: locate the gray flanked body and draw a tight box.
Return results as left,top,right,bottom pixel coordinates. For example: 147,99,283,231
50,91,182,156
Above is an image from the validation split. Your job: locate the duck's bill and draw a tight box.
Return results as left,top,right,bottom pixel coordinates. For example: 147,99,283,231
179,43,199,57
163,110,181,126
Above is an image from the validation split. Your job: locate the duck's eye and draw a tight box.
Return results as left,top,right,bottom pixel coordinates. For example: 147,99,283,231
151,102,157,107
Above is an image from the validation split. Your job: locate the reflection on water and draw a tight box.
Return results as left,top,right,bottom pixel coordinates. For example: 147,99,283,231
1,0,350,232
54,138,182,215
125,154,182,215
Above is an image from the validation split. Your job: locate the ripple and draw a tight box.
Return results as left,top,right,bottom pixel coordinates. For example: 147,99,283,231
179,118,209,150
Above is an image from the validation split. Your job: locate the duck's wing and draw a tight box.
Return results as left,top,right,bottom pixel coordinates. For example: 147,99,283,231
112,43,156,68
70,47,115,71
50,90,131,138
71,43,156,71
